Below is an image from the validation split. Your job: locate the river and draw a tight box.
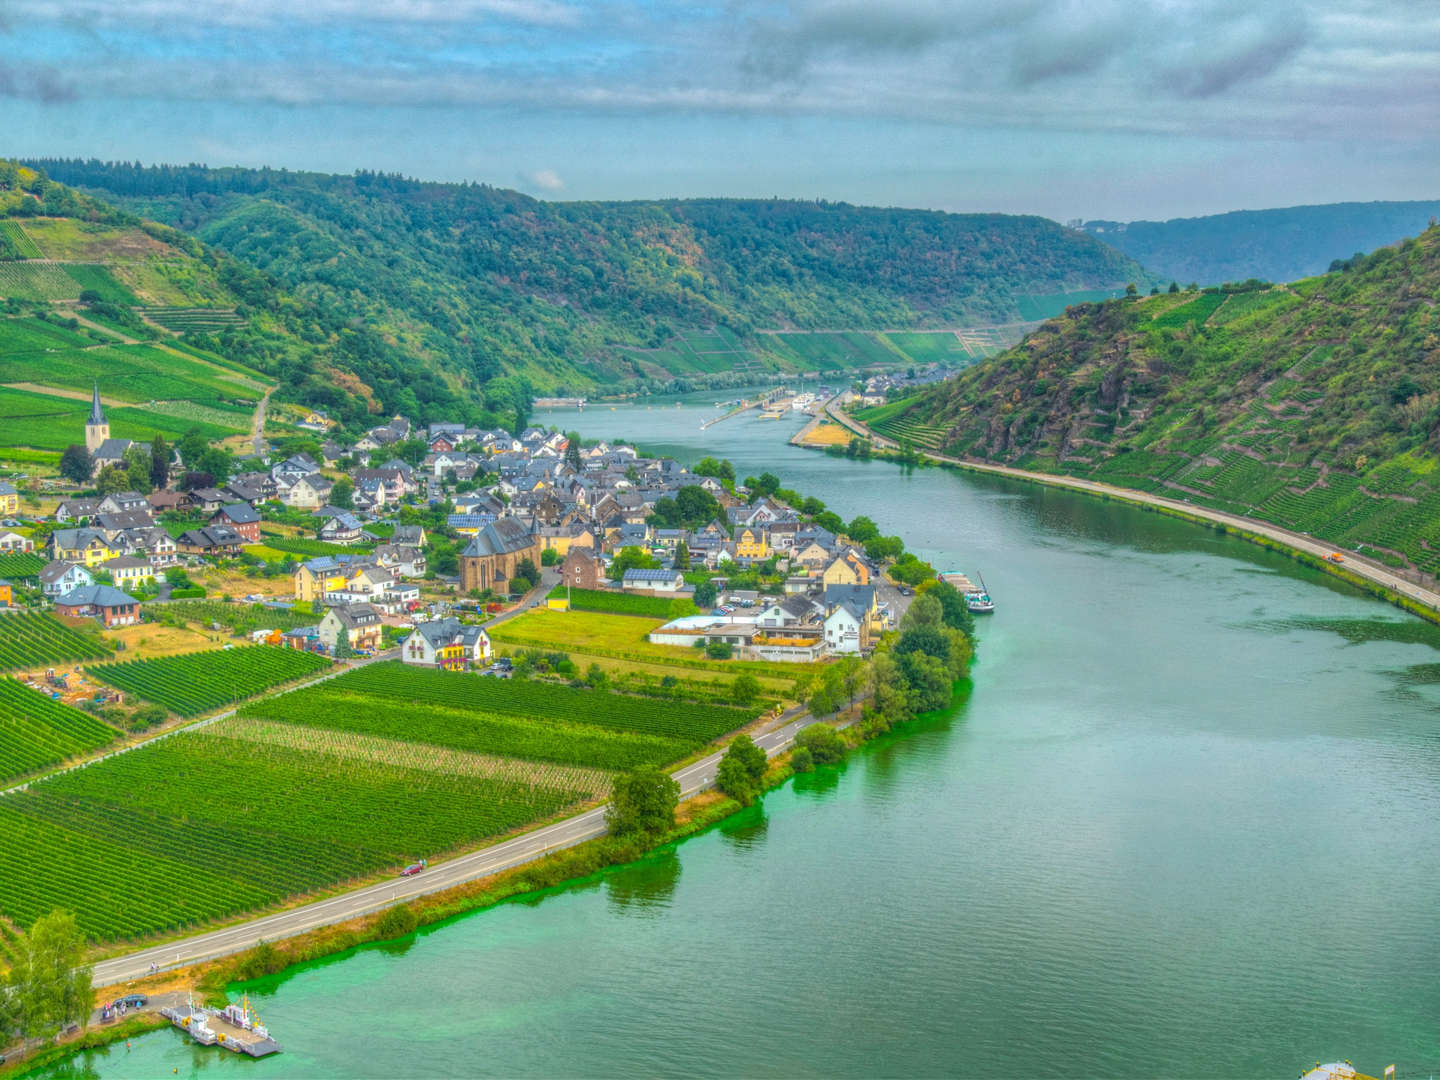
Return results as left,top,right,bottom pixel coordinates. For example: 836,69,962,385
44,401,1440,1078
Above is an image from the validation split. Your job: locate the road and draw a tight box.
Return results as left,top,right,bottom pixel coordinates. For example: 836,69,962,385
251,389,271,457
827,401,1440,616
91,702,816,988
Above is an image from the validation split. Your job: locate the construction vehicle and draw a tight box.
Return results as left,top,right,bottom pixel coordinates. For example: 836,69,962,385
1325,552,1345,564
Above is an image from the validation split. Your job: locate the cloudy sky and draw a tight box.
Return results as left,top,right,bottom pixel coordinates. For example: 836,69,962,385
2,0,1436,221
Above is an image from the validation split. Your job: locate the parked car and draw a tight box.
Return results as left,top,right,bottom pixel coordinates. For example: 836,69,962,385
494,657,513,671
898,586,913,596
120,994,147,1008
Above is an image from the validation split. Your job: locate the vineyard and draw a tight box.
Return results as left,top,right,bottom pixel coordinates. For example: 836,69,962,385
0,677,118,784
88,647,331,716
259,536,373,557
0,551,45,579
546,585,674,618
147,600,315,635
240,686,697,771
137,306,247,333
0,722,584,942
0,612,112,671
0,221,43,259
328,662,758,743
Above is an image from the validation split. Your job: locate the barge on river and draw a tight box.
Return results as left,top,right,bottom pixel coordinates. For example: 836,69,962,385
160,993,281,1058
939,571,996,614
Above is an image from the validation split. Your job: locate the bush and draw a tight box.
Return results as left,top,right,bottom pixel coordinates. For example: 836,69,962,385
375,902,418,939
731,673,760,705
716,734,768,805
795,723,845,765
705,640,733,660
169,586,207,599
790,746,814,772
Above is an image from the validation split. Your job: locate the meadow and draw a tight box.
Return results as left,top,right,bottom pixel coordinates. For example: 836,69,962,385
546,584,674,618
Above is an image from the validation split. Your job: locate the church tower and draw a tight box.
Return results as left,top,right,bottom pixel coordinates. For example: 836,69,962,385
85,383,109,454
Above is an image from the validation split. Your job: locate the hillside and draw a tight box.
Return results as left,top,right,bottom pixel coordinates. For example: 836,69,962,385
894,225,1440,580
29,159,1155,396
0,161,492,439
1081,200,1440,288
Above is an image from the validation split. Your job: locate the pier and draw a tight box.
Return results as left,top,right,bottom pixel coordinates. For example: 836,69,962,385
159,995,281,1058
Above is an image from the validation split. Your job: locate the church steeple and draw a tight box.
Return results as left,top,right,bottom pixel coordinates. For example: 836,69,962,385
85,383,109,454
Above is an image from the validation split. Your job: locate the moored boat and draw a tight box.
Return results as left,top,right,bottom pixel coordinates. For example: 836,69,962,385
940,570,995,613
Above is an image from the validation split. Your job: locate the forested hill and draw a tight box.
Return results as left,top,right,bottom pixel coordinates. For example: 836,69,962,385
28,159,1153,395
891,225,1440,581
1082,200,1440,288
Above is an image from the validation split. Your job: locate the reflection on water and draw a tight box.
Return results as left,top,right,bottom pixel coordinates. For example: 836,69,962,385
605,848,682,913
717,805,769,851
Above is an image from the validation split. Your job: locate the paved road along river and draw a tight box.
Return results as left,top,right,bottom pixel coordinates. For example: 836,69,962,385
49,397,1440,1078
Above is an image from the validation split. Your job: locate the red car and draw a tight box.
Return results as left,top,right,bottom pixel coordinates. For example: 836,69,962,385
400,858,427,877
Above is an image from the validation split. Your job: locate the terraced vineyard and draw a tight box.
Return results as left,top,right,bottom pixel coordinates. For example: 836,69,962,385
0,721,583,942
88,646,331,716
0,612,112,671
137,306,247,333
0,677,118,784
0,221,43,259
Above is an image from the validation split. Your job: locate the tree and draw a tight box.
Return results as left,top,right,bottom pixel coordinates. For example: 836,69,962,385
672,539,690,569
607,545,660,581
807,663,845,715
1125,282,1138,297
122,445,152,494
541,547,560,567
705,640,733,660
6,909,94,1056
58,444,92,486
607,766,680,837
929,580,975,636
95,463,131,495
668,596,699,619
716,734,769,805
846,516,880,543
334,631,355,660
149,433,170,489
901,650,951,711
331,477,354,509
731,673,761,706
585,662,608,690
901,591,943,631
1168,281,1180,293
564,432,583,472
795,723,845,765
512,557,539,592
869,650,911,728
693,457,734,484
693,580,717,608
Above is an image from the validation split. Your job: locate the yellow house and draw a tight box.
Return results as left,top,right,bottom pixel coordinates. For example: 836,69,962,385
735,527,770,560
537,524,596,557
822,554,869,587
0,580,11,607
293,560,350,603
52,529,120,567
0,482,17,517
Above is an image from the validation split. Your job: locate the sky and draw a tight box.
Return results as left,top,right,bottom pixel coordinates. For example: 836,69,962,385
2,0,1437,222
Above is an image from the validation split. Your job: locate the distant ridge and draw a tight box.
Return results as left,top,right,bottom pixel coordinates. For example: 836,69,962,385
1081,199,1440,287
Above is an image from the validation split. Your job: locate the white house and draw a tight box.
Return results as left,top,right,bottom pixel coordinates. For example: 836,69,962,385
401,617,491,670
823,601,867,655
621,568,684,593
39,560,94,598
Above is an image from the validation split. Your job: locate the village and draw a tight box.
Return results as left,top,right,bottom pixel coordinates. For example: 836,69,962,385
0,385,912,710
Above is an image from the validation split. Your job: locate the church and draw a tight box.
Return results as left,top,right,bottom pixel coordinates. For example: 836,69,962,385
458,518,541,593
84,384,147,479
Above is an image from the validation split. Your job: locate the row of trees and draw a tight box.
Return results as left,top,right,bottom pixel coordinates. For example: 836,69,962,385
59,427,232,492
0,910,94,1061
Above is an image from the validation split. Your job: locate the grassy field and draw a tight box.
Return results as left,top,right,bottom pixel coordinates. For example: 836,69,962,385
1015,287,1127,321
0,385,244,449
488,608,817,688
0,342,259,406
546,585,676,618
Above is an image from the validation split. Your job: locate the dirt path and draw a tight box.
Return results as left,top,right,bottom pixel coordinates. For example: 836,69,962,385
829,402,1440,616
1,382,128,407
251,389,271,456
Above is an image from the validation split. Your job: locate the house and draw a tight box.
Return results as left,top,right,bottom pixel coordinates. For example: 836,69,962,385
95,510,156,537
104,555,155,590
621,567,685,593
97,491,148,515
317,603,384,653
822,553,870,587
39,560,93,598
212,503,262,542
189,488,229,514
50,528,119,567
559,546,604,591
459,519,540,593
90,437,145,480
391,525,426,548
176,525,247,556
735,527,770,561
282,474,334,509
757,595,822,629
373,544,427,578
117,527,179,568
447,514,494,536
793,540,834,570
55,583,141,627
0,579,11,607
401,617,491,671
0,530,34,553
823,599,869,655
294,556,352,603
318,513,365,544
0,481,17,517
146,490,194,514
53,497,100,523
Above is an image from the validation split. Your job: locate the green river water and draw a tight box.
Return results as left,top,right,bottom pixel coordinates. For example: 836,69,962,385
42,402,1440,1079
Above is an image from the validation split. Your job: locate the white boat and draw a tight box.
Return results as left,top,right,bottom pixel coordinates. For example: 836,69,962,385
940,570,996,613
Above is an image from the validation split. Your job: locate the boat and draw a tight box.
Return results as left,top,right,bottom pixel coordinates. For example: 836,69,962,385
939,570,995,614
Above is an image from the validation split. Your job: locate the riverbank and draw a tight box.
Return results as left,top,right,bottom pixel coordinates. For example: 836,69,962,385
823,400,1440,626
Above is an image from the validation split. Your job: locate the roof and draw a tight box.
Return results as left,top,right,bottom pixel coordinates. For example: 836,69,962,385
56,583,139,608
825,583,876,612
179,525,245,548
88,382,105,426
622,567,682,583
410,617,488,649
325,602,381,627
461,518,536,559
105,555,151,570
40,560,90,584
0,481,16,497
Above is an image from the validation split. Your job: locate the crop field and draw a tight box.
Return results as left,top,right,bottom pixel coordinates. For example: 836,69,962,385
1148,292,1228,330
0,343,258,406
0,722,584,942
546,584,674,618
325,662,759,744
137,306,247,333
87,646,331,716
151,600,315,635
1016,288,1126,321
0,386,242,450
0,551,45,578
623,328,756,376
258,536,373,558
883,331,974,364
0,222,42,259
0,612,112,671
769,332,901,370
0,263,86,302
240,686,695,772
486,609,814,686
63,265,139,304
0,677,118,784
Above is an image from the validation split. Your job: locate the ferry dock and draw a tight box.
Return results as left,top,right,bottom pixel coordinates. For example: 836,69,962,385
159,994,282,1058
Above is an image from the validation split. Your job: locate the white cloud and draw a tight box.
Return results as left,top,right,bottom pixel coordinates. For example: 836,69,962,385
519,168,565,191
